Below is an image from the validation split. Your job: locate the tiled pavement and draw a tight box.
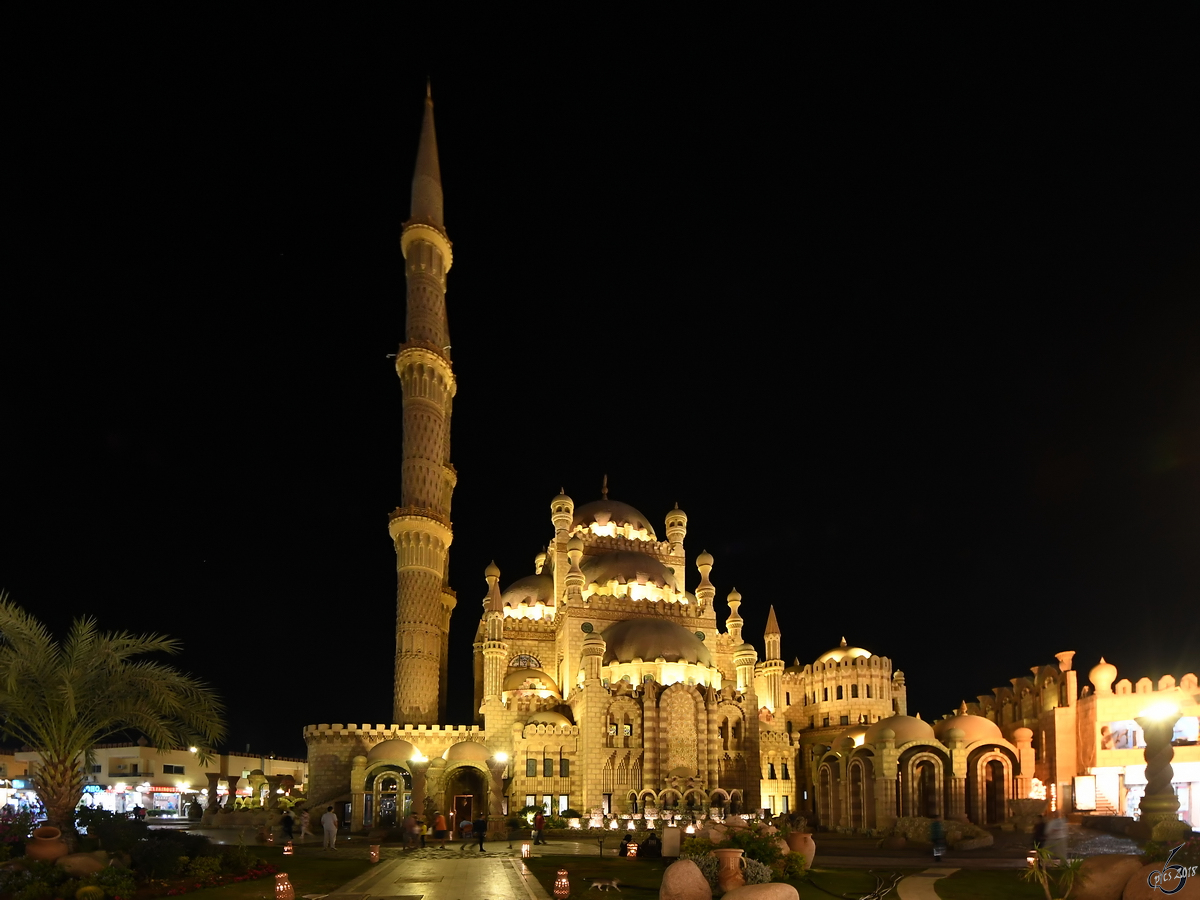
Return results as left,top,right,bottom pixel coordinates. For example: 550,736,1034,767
325,855,550,900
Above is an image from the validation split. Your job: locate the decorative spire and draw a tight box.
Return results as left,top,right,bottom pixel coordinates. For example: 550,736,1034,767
764,605,781,636
840,637,848,647
601,473,608,499
409,81,444,229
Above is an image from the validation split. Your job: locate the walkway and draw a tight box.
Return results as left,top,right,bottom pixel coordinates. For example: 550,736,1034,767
896,868,958,899
326,855,550,900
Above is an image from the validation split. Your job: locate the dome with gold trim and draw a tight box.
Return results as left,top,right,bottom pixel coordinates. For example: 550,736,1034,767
581,551,676,591
501,573,554,607
817,637,873,664
502,667,560,696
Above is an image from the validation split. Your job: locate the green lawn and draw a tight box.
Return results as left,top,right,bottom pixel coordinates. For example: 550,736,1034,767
157,847,372,900
934,868,1047,899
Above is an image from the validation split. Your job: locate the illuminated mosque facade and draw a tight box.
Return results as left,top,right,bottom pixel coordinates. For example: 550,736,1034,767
302,91,1199,835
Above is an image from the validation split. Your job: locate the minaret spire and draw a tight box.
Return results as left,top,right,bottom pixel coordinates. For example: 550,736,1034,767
391,85,458,726
409,81,444,231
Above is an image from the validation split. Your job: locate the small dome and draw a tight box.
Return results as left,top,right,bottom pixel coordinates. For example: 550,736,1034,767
696,549,714,568
484,560,500,579
503,667,560,695
572,499,657,539
501,573,554,607
934,714,1003,744
600,619,713,666
443,741,490,761
1089,657,1118,693
368,738,420,762
527,710,572,727
817,638,873,664
582,551,677,591
864,715,935,745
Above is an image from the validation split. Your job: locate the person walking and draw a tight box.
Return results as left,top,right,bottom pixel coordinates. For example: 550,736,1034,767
321,805,339,849
472,814,487,852
533,810,546,845
433,811,447,849
298,808,314,843
930,814,946,861
281,809,295,843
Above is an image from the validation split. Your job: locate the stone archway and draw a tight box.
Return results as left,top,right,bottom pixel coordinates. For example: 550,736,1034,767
442,764,488,837
966,749,1013,825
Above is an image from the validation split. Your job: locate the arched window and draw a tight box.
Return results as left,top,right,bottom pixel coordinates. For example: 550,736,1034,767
851,684,859,699
836,685,843,700
511,654,541,668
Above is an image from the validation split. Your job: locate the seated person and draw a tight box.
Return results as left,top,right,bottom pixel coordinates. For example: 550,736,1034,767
640,831,661,858
619,834,632,857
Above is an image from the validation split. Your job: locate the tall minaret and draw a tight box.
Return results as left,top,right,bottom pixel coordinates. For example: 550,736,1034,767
389,83,458,725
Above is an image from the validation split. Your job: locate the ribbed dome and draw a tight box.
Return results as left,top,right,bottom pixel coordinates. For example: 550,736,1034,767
600,619,712,666
864,715,935,745
572,500,657,539
582,551,676,590
367,738,420,762
503,667,560,694
501,574,554,606
934,714,1003,743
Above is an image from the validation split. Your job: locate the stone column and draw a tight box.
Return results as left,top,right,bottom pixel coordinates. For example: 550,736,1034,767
265,775,283,808
205,773,223,809
1134,713,1188,842
486,758,508,832
408,759,431,818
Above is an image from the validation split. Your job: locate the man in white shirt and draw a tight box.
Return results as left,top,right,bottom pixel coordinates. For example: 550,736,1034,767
321,806,339,849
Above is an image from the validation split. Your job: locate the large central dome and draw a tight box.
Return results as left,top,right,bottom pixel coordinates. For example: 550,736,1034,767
600,619,712,666
572,499,657,540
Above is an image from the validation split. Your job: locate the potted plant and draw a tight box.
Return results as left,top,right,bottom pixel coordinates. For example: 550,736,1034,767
783,814,815,865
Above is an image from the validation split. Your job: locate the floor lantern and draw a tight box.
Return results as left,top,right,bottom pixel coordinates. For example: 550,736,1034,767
627,841,638,858
274,873,294,900
521,841,532,857
553,868,570,898
369,844,380,863
283,841,294,856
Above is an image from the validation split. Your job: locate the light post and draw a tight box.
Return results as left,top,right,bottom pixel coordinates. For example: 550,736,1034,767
1133,696,1189,843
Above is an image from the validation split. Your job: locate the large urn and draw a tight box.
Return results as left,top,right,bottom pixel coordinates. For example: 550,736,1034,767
714,847,746,892
25,826,69,863
785,831,816,867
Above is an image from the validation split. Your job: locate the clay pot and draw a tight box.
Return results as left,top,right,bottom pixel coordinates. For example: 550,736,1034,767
786,831,816,867
25,826,69,863
715,847,747,892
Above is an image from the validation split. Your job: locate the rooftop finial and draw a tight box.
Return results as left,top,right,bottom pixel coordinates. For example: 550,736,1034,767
601,473,608,499
409,79,444,228
425,77,432,100
840,637,847,647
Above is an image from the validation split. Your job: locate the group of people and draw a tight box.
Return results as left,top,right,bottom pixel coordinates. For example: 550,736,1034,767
400,811,451,849
618,831,661,857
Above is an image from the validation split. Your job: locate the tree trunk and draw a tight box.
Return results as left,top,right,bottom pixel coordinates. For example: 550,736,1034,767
36,753,84,847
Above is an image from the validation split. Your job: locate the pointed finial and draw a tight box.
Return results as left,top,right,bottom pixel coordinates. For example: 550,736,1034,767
764,605,781,636
958,700,968,715
840,637,847,647
425,77,432,100
674,501,679,509
601,474,608,499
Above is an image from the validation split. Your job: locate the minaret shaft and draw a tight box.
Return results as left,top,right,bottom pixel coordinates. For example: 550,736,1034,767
392,89,456,726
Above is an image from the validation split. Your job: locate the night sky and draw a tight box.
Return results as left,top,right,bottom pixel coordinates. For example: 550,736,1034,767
3,46,1198,760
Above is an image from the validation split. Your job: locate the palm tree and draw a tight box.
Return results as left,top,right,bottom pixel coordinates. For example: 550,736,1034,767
0,594,225,835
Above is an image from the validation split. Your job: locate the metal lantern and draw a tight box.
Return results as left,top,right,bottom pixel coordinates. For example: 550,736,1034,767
283,841,294,856
553,868,570,898
370,844,380,863
627,841,638,858
521,841,532,857
275,873,294,900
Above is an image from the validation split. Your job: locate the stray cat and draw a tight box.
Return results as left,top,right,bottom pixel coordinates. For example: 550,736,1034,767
589,878,622,891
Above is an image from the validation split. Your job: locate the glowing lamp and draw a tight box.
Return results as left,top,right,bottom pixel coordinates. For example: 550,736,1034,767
369,844,380,863
627,820,635,830
494,751,508,762
274,873,294,900
553,869,570,898
609,819,618,829
627,842,638,858
283,841,294,856
189,746,198,753
522,841,532,857
686,824,695,834
1140,700,1181,721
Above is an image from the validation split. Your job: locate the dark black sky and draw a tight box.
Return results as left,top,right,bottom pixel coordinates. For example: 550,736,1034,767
3,34,1198,759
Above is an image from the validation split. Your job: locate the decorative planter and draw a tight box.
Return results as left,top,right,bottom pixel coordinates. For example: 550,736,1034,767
786,831,817,867
714,847,746,892
26,826,69,863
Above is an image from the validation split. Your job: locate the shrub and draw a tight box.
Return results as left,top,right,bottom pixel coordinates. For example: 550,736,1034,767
0,807,35,846
220,842,261,876
772,851,807,881
681,835,716,856
129,832,217,879
561,809,583,818
78,867,136,900
723,823,782,866
745,857,773,885
1142,836,1200,868
75,886,105,900
186,856,223,879
75,809,148,853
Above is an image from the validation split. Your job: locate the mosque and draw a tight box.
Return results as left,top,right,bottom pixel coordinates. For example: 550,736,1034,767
301,90,1198,837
